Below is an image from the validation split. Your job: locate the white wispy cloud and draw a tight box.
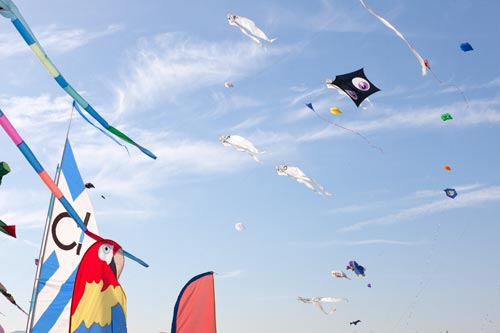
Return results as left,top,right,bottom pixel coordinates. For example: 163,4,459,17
329,185,483,215
22,239,41,248
216,270,243,279
488,76,500,86
0,91,261,219
113,32,292,115
71,134,255,193
279,88,331,124
0,94,72,129
34,24,123,53
0,209,46,229
297,239,421,247
1,111,251,229
297,0,384,33
230,116,267,131
340,184,500,232
209,92,264,118
246,130,297,160
297,97,500,142
0,32,26,59
412,183,483,199
0,189,48,228
0,94,81,156
0,236,40,249
0,24,122,59
286,86,327,108
289,84,309,93
330,202,385,214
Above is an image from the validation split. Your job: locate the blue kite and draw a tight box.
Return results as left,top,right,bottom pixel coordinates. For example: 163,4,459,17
460,42,473,52
444,188,457,199
346,261,366,277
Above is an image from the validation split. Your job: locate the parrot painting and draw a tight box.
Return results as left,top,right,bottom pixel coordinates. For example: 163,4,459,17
70,239,127,333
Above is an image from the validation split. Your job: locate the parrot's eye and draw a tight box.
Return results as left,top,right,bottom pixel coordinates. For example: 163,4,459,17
98,243,114,263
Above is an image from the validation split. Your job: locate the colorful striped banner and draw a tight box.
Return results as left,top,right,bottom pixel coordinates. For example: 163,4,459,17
0,108,148,268
0,0,156,159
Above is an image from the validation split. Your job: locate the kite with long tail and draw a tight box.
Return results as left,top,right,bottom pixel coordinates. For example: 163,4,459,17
0,282,28,315
0,108,149,268
359,0,469,108
0,0,156,159
359,0,428,76
306,103,383,152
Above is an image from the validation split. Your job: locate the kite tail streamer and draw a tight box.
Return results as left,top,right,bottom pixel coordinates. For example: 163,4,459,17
0,287,28,316
237,26,264,47
72,101,130,156
7,12,156,159
361,98,373,110
0,109,149,268
359,0,427,76
252,147,269,163
16,304,28,316
312,179,333,196
314,302,335,315
309,107,383,153
300,176,333,196
250,154,263,163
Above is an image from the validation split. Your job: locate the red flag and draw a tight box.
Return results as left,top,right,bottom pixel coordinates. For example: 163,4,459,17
171,272,216,333
0,221,15,238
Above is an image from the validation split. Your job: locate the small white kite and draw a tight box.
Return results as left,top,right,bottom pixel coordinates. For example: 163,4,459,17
275,165,332,196
220,135,266,163
227,13,277,47
331,271,351,280
224,82,234,88
234,222,246,232
297,296,348,315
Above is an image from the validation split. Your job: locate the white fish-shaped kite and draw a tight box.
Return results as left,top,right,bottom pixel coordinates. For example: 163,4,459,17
224,81,234,88
297,296,348,315
220,135,266,163
331,271,351,280
227,13,277,47
276,165,333,196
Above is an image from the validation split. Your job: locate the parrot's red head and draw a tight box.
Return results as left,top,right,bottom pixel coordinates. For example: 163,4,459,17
71,239,125,316
82,239,124,283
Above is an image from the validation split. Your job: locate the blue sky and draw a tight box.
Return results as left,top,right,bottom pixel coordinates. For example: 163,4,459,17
1,0,499,332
